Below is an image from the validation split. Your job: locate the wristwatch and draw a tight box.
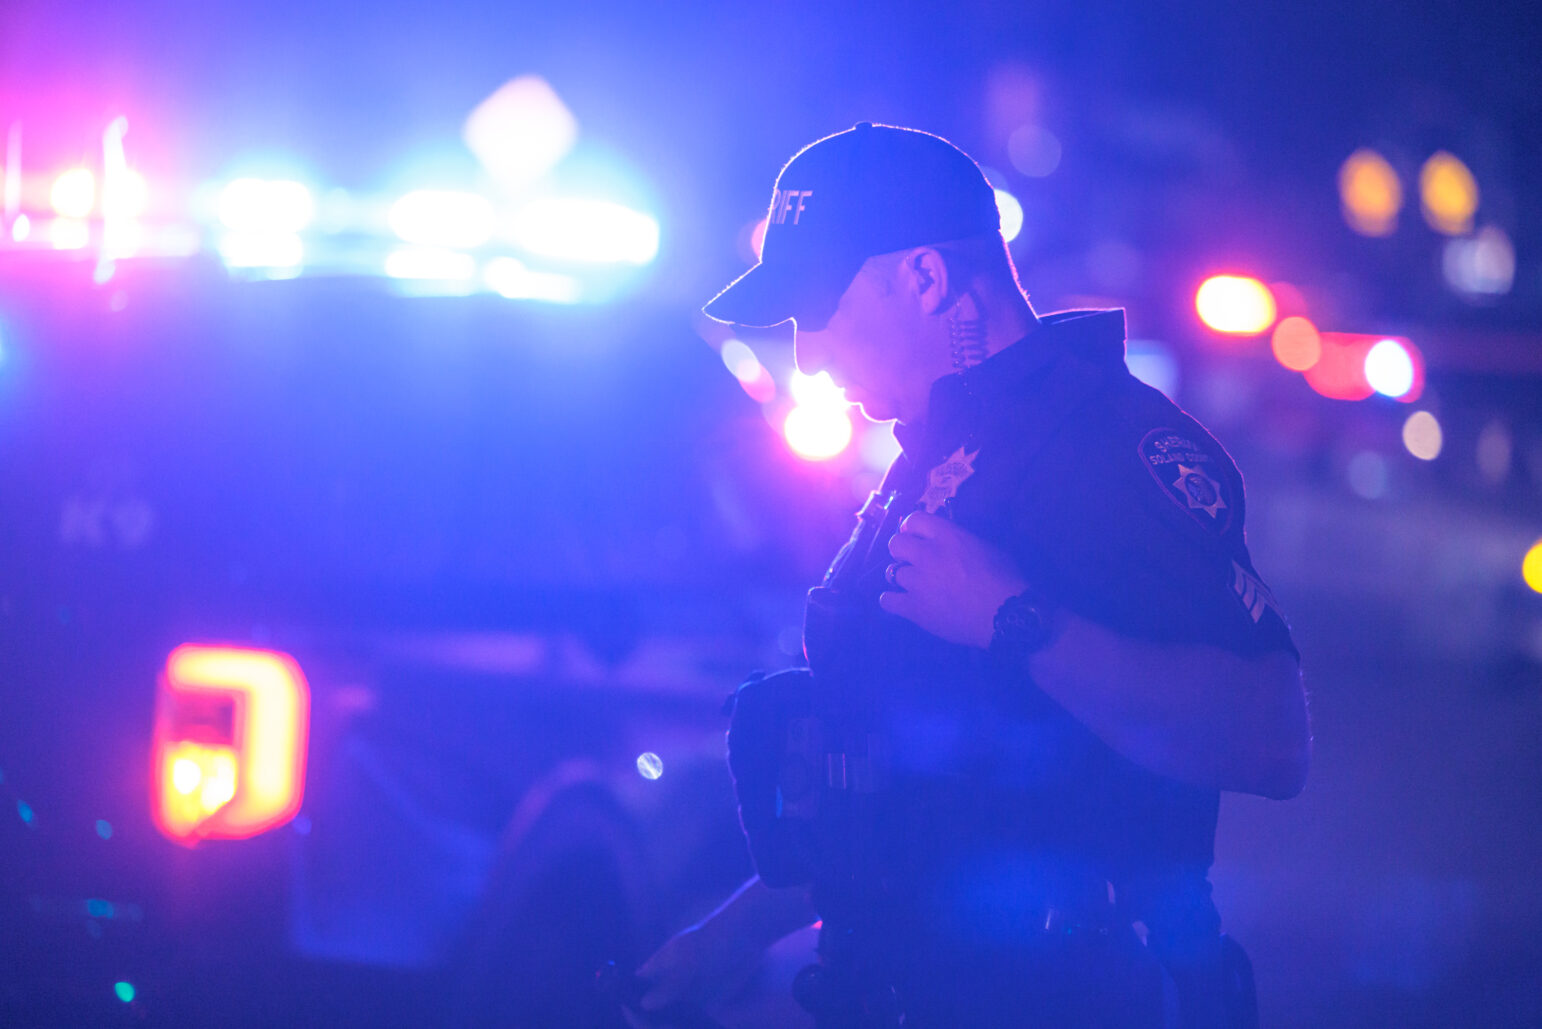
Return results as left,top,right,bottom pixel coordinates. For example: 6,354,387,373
988,586,1057,668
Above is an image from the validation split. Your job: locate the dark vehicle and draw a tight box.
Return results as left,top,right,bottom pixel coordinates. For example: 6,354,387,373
0,259,823,1027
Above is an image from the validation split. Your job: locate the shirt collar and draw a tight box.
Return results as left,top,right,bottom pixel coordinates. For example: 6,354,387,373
893,308,1127,455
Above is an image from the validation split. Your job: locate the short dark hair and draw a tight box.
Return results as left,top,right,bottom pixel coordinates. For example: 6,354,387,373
861,232,1021,300
929,233,1021,296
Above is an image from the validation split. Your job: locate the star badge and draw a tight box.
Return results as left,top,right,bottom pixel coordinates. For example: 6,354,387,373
1172,464,1227,518
921,447,979,514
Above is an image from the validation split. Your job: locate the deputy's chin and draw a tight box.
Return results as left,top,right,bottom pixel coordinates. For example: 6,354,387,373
855,400,894,423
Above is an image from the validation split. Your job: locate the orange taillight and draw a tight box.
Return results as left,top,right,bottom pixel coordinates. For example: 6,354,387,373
152,644,309,846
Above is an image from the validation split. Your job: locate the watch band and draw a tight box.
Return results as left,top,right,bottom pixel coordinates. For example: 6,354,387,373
988,586,1057,668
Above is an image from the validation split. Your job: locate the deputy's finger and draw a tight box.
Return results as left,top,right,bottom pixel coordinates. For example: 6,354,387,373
890,561,924,591
887,531,927,563
897,511,949,538
878,588,916,620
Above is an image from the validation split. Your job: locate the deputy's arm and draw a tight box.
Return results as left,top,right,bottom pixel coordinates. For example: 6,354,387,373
634,875,817,1012
1026,612,1308,799
881,511,1309,799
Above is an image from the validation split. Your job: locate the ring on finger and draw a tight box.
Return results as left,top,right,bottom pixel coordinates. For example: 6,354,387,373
885,561,908,587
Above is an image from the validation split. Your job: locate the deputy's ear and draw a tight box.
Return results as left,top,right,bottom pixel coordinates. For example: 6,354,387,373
903,247,951,316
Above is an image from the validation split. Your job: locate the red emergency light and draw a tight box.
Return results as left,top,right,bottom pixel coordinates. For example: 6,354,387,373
151,644,310,846
1301,332,1424,403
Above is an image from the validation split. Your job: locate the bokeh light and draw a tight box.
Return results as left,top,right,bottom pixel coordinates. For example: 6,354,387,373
171,756,202,795
95,819,113,840
749,217,768,260
510,197,659,265
1338,149,1401,236
1271,316,1322,372
1476,421,1512,484
219,232,303,270
1195,275,1276,335
1007,124,1061,178
994,189,1024,243
1125,339,1179,398
860,423,902,470
462,75,578,189
1443,226,1515,297
789,369,847,409
1303,333,1375,401
1523,540,1542,595
1402,411,1443,461
1346,451,1389,499
635,752,663,779
721,339,776,402
785,361,855,460
389,190,494,249
11,213,30,242
218,179,314,234
102,168,148,220
49,218,89,250
383,246,477,281
483,256,582,303
114,982,135,1004
1420,151,1479,236
1364,339,1415,398
51,168,96,218
720,339,762,382
783,405,852,461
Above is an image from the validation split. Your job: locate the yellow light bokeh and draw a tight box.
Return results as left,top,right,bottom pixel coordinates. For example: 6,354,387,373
1420,151,1478,236
1195,275,1277,335
1523,539,1542,595
1271,316,1322,371
1339,149,1401,237
158,742,239,839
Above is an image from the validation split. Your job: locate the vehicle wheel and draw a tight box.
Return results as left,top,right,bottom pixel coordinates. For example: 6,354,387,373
451,770,651,1029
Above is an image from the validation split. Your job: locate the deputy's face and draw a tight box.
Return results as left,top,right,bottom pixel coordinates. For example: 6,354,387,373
793,261,931,425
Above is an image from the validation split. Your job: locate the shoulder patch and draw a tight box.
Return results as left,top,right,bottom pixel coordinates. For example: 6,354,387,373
1138,427,1234,532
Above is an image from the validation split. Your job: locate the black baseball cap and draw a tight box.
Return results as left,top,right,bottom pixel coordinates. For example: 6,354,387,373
702,122,1003,328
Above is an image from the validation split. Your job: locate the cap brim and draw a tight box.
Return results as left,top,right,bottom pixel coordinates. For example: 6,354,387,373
701,262,792,327
701,252,864,328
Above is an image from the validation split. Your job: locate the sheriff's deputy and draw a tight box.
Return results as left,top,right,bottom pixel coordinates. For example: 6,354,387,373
637,122,1308,1028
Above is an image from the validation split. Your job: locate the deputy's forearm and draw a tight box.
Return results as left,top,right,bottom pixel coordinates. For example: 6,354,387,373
694,875,818,951
1025,611,1310,799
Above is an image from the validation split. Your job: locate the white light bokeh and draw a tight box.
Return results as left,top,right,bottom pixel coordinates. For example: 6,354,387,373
784,405,853,461
384,246,477,281
510,197,659,265
1364,339,1415,398
51,169,96,218
218,231,303,269
994,189,1024,243
463,76,578,188
218,179,315,234
482,256,582,303
789,369,847,410
1402,411,1443,461
389,190,495,250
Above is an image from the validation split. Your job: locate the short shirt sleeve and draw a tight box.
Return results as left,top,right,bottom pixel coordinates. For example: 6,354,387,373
1008,377,1297,660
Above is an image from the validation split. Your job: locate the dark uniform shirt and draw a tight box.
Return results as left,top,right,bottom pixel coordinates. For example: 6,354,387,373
800,309,1296,1023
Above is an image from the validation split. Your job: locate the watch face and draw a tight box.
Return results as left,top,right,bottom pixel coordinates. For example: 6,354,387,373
993,592,1054,658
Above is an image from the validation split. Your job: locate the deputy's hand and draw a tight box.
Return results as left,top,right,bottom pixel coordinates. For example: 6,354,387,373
879,511,1028,650
629,922,759,1023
